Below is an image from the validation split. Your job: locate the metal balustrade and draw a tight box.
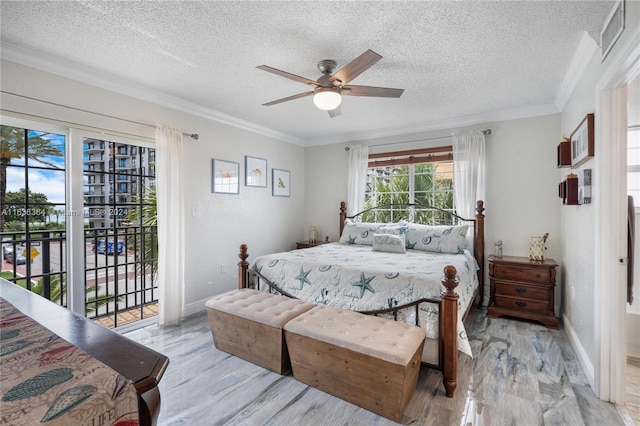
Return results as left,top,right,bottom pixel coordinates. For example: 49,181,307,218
1,225,158,328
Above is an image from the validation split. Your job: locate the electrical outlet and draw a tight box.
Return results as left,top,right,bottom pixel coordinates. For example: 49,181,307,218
220,264,226,274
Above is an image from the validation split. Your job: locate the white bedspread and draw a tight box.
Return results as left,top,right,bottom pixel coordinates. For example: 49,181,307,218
251,242,478,356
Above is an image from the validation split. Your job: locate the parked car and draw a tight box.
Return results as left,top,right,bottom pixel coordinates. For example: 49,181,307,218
2,244,14,261
5,248,27,265
92,240,124,255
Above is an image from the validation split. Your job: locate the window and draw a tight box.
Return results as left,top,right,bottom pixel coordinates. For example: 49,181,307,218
0,124,67,304
364,146,455,224
1,120,159,330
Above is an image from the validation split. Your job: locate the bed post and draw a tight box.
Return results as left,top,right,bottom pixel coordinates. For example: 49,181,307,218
339,201,347,237
238,244,249,289
475,200,485,306
441,265,459,398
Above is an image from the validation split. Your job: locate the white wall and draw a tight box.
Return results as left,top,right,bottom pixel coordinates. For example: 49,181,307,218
559,0,640,388
0,59,306,316
305,114,563,307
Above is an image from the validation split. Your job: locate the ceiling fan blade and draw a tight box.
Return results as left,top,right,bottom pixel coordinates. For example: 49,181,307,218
262,91,314,106
256,65,320,87
328,105,341,118
342,85,404,98
330,49,382,86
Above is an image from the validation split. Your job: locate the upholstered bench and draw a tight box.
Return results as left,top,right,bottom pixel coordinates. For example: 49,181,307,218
205,289,314,374
283,305,426,422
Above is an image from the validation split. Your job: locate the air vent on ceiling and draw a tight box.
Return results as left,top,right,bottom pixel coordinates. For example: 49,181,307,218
601,0,625,62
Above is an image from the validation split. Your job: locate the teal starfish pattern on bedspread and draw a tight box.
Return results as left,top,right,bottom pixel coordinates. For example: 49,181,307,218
352,272,375,298
294,267,312,289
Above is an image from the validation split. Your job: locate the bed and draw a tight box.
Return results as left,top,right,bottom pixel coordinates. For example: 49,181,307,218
237,201,485,397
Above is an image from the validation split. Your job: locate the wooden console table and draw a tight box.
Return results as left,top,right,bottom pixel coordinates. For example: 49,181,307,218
0,280,169,426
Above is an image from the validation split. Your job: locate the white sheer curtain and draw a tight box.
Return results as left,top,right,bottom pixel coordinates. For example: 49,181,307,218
346,144,369,216
452,130,486,221
155,125,185,326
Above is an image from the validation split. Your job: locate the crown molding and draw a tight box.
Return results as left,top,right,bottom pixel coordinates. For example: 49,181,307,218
1,41,564,149
304,103,559,146
0,42,306,146
555,31,599,111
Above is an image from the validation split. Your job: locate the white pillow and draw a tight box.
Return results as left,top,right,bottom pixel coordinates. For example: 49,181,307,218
339,221,407,246
372,233,406,254
405,223,469,254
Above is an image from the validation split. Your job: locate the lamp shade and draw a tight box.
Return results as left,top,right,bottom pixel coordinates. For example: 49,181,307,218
313,88,341,110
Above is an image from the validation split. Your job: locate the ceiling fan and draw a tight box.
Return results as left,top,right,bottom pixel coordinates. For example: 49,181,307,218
257,49,404,118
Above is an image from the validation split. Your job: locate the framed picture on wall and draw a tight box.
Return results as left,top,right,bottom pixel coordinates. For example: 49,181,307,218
212,159,239,194
570,113,594,167
578,169,592,205
272,168,290,197
245,156,267,187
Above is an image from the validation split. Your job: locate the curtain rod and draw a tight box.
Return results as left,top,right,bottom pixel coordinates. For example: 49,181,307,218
1,90,199,140
345,129,491,151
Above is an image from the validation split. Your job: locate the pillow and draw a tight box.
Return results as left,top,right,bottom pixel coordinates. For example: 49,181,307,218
405,223,469,254
339,220,407,246
372,233,406,254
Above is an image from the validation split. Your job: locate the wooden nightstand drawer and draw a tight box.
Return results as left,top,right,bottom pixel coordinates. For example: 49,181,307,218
494,296,549,314
494,282,548,301
493,264,549,284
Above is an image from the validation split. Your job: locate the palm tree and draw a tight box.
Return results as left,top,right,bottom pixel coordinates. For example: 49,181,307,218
127,188,158,281
0,126,64,231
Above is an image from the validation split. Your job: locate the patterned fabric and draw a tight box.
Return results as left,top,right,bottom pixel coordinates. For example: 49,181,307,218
338,221,406,246
0,298,139,426
404,223,469,254
251,243,479,356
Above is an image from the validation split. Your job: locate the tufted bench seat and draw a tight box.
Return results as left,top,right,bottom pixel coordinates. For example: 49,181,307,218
205,289,314,374
283,305,426,422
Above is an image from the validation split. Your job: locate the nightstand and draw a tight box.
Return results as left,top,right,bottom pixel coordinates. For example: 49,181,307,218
487,255,559,328
296,241,329,249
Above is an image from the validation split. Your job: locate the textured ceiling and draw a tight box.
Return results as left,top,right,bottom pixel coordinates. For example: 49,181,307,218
0,1,615,145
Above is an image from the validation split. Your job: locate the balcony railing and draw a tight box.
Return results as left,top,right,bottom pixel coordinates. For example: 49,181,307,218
1,226,158,328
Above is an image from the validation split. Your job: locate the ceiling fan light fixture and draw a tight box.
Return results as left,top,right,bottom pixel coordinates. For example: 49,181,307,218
313,87,341,110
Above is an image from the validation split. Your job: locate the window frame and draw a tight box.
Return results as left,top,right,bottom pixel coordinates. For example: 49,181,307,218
364,146,456,224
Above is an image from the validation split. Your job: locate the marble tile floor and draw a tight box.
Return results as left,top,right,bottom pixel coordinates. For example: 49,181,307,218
628,357,640,424
125,308,636,426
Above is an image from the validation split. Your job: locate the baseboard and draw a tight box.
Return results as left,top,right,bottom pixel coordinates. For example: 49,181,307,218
183,297,209,318
562,313,595,390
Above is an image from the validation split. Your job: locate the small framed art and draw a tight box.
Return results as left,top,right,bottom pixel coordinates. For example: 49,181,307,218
578,169,592,205
212,159,239,194
245,156,267,187
272,168,290,197
570,113,594,168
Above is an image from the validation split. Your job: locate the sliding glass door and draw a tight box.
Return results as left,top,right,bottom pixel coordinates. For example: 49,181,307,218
1,118,158,329
0,122,67,305
83,135,158,328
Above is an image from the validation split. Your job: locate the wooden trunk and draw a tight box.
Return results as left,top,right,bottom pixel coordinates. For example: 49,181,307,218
283,304,425,422
206,289,314,374
207,308,290,374
284,331,423,422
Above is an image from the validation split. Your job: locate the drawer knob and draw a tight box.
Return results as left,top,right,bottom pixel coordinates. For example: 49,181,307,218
536,273,541,278
516,287,527,294
515,300,526,308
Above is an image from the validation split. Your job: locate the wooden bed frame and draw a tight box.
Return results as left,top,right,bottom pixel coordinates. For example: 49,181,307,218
237,200,485,398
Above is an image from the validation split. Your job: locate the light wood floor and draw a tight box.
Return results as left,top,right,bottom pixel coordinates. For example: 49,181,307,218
628,356,640,424
125,307,636,425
